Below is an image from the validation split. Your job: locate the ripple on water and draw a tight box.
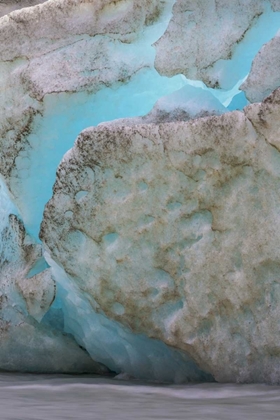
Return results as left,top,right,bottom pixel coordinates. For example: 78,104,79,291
0,374,279,420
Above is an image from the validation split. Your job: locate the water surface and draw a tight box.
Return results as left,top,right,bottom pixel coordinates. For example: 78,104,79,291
0,374,279,419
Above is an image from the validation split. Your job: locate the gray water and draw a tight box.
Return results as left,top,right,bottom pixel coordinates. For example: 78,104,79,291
1,374,280,420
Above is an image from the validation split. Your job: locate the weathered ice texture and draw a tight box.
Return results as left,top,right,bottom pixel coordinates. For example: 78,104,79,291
1,0,280,380
0,0,230,381
0,0,46,18
0,179,106,373
0,0,166,172
1,0,278,241
0,0,188,239
43,252,214,382
244,88,280,151
155,0,280,89
241,30,280,103
42,88,280,383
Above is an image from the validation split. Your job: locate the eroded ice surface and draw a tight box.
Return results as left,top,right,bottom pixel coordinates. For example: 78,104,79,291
11,70,187,238
0,0,46,18
155,0,280,90
42,253,213,383
41,89,280,383
241,29,280,102
1,0,280,381
0,178,105,373
3,0,280,239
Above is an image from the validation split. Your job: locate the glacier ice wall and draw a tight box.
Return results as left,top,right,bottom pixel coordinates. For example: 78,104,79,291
41,89,280,383
0,0,280,381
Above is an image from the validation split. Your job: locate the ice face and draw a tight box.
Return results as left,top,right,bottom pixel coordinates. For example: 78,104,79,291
0,177,104,373
42,253,213,383
41,89,280,383
10,70,187,239
1,0,280,381
3,0,279,239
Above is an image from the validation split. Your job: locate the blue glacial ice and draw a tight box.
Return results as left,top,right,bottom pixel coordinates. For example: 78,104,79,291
11,68,187,239
205,3,280,90
155,1,280,91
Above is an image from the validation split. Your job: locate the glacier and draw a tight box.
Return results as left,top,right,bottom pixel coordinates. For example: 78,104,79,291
0,0,280,383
